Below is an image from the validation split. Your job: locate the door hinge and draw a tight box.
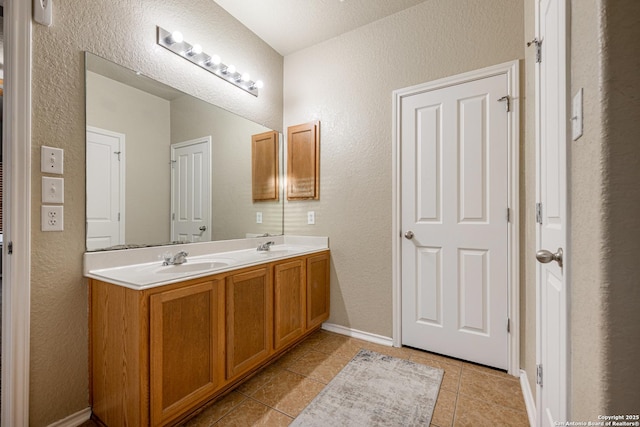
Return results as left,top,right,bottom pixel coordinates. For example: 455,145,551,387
506,207,511,222
172,213,175,221
7,241,13,255
507,318,511,333
114,151,122,161
527,38,542,63
498,95,511,112
536,364,543,386
118,212,121,221
536,203,543,224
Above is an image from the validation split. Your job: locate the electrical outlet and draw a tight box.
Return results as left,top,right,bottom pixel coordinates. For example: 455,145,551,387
41,146,64,174
307,211,315,225
42,177,64,203
42,205,64,231
256,212,263,224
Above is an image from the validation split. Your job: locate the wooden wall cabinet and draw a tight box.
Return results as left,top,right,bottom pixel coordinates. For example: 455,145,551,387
252,131,280,202
287,121,320,200
90,251,330,427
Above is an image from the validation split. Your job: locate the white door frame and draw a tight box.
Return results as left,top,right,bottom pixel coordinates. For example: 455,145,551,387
392,61,520,376
2,1,32,425
86,126,126,248
535,0,570,423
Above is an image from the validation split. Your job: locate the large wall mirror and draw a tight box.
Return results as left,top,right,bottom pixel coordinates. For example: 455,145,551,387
85,52,283,251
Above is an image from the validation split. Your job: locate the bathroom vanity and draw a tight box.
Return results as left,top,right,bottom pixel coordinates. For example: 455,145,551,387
85,237,330,426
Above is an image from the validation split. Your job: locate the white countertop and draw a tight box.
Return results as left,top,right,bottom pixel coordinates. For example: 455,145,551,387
84,235,328,290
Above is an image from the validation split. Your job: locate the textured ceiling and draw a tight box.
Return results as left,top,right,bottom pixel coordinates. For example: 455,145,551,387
212,0,428,56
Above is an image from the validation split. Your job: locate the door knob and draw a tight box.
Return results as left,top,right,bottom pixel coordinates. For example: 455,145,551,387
199,226,207,232
404,231,414,240
536,248,563,267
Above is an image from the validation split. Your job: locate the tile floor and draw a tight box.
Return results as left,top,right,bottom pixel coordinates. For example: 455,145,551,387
83,330,530,426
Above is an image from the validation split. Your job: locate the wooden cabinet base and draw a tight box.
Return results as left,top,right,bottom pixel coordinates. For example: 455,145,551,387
89,251,330,427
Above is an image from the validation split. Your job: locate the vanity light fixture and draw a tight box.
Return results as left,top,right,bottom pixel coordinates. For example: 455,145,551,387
156,26,262,97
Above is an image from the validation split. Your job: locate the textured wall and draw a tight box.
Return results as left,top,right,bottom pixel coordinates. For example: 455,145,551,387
569,0,608,418
283,0,524,337
30,0,283,424
598,0,640,414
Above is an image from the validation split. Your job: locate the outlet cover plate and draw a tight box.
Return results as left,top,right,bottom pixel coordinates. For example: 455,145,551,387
307,211,315,225
42,205,64,231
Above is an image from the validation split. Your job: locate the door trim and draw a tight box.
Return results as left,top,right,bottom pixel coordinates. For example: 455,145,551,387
392,61,520,375
535,0,570,421
2,0,33,424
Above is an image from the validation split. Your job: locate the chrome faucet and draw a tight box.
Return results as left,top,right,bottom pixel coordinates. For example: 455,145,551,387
163,250,189,265
257,241,275,252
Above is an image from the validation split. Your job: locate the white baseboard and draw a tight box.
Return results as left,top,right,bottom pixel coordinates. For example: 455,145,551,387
47,407,92,427
520,369,536,427
321,323,393,347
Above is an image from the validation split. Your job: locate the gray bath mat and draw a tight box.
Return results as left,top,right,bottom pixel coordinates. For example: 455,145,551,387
291,349,443,426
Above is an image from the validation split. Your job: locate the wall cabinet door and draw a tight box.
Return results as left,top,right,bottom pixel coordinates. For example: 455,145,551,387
226,266,273,379
150,280,224,426
306,252,331,330
274,259,306,350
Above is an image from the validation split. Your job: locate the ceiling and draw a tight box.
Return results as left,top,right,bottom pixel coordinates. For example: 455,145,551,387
212,0,428,56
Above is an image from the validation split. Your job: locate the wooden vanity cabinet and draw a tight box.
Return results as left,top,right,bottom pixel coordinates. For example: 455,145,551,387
149,280,225,425
89,250,330,427
225,266,273,379
306,252,331,330
273,259,306,350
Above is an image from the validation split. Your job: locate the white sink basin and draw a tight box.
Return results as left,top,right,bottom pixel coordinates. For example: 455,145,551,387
154,260,232,274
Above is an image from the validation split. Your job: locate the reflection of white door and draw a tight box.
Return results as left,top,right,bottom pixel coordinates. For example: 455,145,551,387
171,137,212,243
400,66,515,370
536,0,568,425
86,127,125,250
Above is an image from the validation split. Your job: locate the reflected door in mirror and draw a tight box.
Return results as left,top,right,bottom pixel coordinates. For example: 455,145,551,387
86,127,126,250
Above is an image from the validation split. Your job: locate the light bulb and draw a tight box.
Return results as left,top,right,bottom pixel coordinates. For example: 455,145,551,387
210,55,221,65
255,80,264,89
191,44,202,55
168,30,183,44
226,64,236,75
241,73,251,82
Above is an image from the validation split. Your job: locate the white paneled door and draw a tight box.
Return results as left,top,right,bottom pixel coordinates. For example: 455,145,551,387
171,137,212,243
400,69,511,370
86,127,125,250
536,0,568,425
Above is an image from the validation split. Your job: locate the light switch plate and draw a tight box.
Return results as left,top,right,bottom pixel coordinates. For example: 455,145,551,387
42,177,64,203
572,88,583,141
256,212,263,224
41,146,64,174
307,211,315,225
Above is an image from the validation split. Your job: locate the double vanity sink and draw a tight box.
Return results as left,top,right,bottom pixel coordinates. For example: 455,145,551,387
84,235,328,289
85,235,330,426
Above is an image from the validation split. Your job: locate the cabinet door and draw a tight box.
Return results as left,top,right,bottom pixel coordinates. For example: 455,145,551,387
226,267,273,379
274,259,306,350
150,280,224,426
307,252,331,330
